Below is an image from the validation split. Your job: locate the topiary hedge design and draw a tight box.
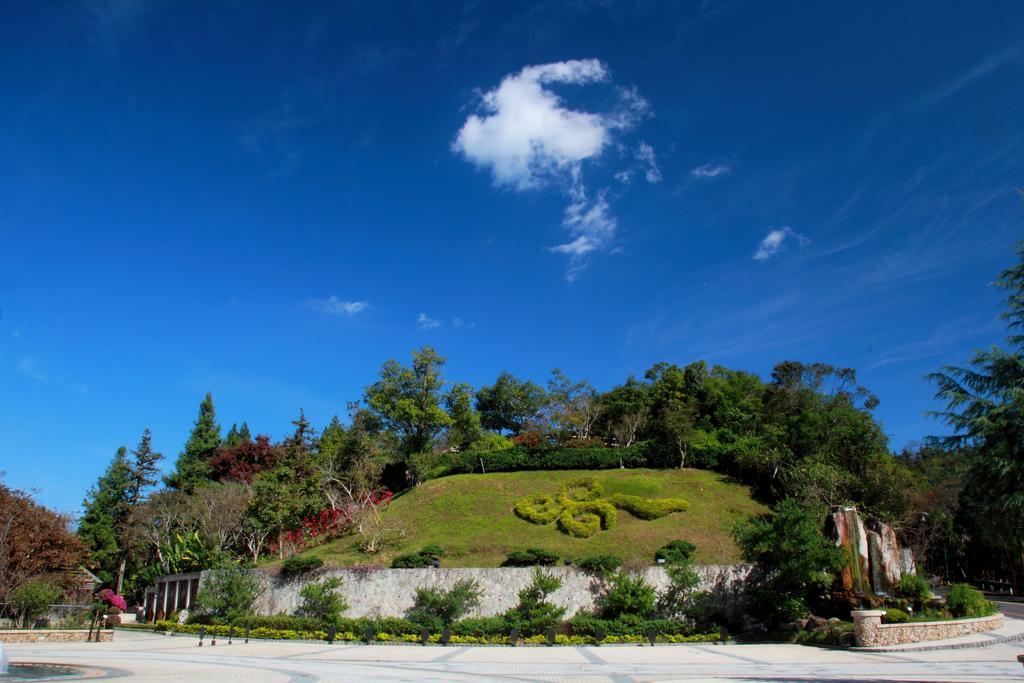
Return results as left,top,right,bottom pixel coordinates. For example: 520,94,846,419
514,478,688,537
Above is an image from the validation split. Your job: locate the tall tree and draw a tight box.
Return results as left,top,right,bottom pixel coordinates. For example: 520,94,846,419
929,240,1024,578
115,429,163,592
475,372,547,435
1,479,86,601
166,392,222,492
364,346,451,454
444,383,482,450
78,447,131,586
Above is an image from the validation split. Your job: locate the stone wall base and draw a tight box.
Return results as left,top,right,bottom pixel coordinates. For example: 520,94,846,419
851,610,1003,647
0,629,113,643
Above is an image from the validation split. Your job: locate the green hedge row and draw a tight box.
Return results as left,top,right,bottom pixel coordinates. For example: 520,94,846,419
121,615,721,645
436,444,653,476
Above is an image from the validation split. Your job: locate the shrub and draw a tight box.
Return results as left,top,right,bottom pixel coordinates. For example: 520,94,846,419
596,572,655,619
391,545,444,568
503,568,565,634
577,554,621,574
281,555,324,577
502,548,559,567
9,580,62,627
406,579,482,631
296,577,348,629
610,494,689,520
391,553,432,568
733,499,844,626
894,573,931,603
194,565,264,622
946,584,995,618
884,608,908,623
513,494,561,524
654,540,697,565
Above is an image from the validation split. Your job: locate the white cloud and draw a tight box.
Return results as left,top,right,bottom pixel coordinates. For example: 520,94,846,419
753,227,809,261
417,313,441,330
452,317,476,329
453,59,652,280
691,162,731,178
302,296,369,316
453,59,612,190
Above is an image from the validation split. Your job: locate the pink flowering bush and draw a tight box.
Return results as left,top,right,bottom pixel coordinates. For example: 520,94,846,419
97,588,127,613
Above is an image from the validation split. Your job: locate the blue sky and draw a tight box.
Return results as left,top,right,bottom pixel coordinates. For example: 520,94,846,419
1,1,1022,513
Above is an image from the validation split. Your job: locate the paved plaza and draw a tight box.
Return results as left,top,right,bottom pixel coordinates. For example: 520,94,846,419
5,623,1024,682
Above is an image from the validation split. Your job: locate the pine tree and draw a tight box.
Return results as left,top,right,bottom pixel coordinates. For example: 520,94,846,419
929,239,1024,575
165,392,222,492
224,423,242,449
112,429,164,592
238,422,252,443
78,447,131,586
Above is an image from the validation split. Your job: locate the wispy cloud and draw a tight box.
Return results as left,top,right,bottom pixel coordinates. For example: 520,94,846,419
17,357,49,383
453,59,652,281
917,46,1021,109
301,296,369,316
753,227,809,261
690,162,731,178
81,0,153,55
452,317,476,329
863,46,1021,145
16,357,88,394
635,142,661,184
416,313,441,330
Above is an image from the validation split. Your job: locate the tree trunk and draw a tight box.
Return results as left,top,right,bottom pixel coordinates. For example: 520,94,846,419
115,556,127,595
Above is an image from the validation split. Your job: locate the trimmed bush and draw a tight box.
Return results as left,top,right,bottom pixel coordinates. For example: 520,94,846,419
514,494,561,524
654,540,697,565
436,443,653,477
884,608,908,624
946,584,995,618
281,555,324,577
577,554,621,574
391,545,444,568
556,478,603,506
610,493,689,520
503,548,560,567
558,509,601,538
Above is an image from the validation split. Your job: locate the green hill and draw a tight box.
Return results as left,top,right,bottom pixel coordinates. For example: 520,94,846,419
284,469,768,568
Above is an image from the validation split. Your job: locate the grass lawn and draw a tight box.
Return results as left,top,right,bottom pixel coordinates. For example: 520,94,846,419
275,468,767,568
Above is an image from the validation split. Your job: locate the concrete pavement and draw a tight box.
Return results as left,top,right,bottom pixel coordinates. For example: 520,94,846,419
4,625,1024,682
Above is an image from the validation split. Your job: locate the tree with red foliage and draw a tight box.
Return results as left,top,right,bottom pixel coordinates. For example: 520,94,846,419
209,434,279,484
0,478,86,601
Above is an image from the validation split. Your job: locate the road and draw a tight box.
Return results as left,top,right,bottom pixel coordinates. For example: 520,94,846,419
5,627,1024,682
993,599,1024,620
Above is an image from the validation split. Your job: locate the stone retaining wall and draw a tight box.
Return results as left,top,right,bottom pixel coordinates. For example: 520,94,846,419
253,565,750,619
0,629,113,643
851,610,1004,647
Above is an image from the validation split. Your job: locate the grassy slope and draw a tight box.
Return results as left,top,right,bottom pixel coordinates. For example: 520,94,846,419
288,468,768,568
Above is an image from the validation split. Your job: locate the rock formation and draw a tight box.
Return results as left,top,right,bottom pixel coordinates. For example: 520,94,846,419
826,506,915,596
